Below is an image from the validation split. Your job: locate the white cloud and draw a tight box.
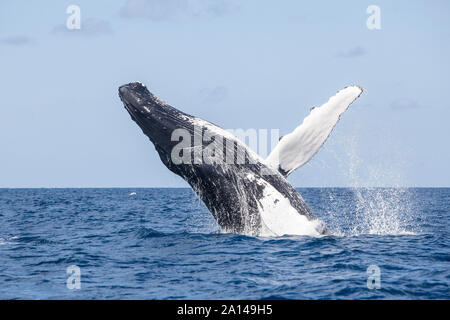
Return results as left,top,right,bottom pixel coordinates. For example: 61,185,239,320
199,86,229,104
336,46,367,58
119,0,238,21
51,18,113,37
390,98,423,110
0,35,35,46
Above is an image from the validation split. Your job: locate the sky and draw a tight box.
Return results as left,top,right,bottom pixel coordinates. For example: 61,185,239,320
0,0,449,188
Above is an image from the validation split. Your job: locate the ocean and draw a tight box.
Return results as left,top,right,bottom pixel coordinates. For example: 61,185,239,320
0,188,448,299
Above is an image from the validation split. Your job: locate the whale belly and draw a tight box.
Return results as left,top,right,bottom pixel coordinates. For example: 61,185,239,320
255,178,324,237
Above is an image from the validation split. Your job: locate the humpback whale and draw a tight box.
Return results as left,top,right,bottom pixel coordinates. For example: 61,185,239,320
119,82,363,236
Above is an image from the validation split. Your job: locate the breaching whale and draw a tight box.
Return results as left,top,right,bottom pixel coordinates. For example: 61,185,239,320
119,82,363,236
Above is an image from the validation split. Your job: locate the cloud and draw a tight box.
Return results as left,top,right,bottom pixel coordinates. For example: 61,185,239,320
51,18,113,37
390,98,423,110
0,35,35,46
202,0,236,17
119,0,237,21
336,45,367,58
199,86,229,104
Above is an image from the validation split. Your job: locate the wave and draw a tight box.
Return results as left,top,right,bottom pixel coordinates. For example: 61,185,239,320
135,227,167,239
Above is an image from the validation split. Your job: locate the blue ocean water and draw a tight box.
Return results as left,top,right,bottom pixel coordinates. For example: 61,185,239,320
0,188,448,299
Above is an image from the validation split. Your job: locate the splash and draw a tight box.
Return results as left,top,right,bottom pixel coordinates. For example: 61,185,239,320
186,189,221,234
350,187,416,236
325,124,418,236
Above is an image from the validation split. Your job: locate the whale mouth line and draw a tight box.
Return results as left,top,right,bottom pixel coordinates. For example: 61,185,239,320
120,95,142,115
119,87,134,113
121,99,132,113
120,98,138,121
119,87,153,129
119,84,151,116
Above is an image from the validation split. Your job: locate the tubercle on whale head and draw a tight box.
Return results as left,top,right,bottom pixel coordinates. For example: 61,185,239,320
118,82,167,114
118,82,188,155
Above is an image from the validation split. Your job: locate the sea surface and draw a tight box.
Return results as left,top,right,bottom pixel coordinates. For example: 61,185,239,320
0,188,448,299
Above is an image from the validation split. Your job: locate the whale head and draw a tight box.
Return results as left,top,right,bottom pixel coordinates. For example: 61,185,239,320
119,82,193,156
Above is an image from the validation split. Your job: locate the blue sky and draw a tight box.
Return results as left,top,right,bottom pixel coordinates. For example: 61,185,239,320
0,0,449,187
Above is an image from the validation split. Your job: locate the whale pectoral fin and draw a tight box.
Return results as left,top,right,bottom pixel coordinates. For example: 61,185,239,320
266,86,363,177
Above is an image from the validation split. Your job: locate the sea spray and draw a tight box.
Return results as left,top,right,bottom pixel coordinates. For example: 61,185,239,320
324,124,418,236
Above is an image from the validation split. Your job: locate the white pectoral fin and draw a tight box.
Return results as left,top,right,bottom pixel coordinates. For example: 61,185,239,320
266,86,363,177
